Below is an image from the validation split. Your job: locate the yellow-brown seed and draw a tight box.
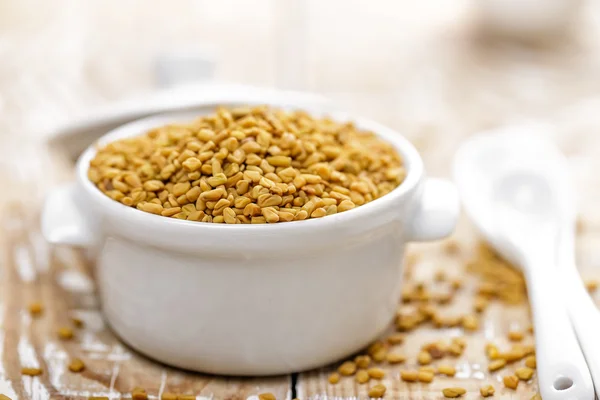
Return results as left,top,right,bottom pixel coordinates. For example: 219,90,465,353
515,367,534,381
442,387,466,398
525,355,537,369
0,395,12,400
71,317,84,328
131,387,148,400
367,367,385,380
68,358,85,373
88,397,109,400
417,351,432,365
355,369,370,384
338,361,357,376
462,314,479,331
400,370,418,382
503,375,519,390
508,330,524,342
437,364,456,377
21,367,42,376
474,296,488,313
355,355,371,369
488,359,507,372
485,343,499,359
530,394,542,400
368,383,386,398
28,302,43,316
57,326,74,340
258,393,276,400
161,393,177,400
386,333,405,345
371,348,387,363
586,280,598,292
386,353,406,364
328,372,340,384
176,395,196,400
480,385,495,397
417,370,434,383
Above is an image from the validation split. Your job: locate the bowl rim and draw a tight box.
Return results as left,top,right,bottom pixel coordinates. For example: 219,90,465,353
76,105,424,235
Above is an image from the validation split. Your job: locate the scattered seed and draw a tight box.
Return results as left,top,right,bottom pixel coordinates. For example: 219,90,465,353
485,343,499,360
258,394,276,400
367,367,385,380
400,370,418,382
355,370,370,384
480,384,495,397
515,367,534,381
368,383,386,398
386,352,406,364
28,302,43,316
530,394,542,400
57,327,74,340
442,387,466,398
462,314,479,331
586,280,598,292
71,317,84,328
0,395,12,400
338,361,357,376
371,348,387,363
417,351,432,365
503,375,519,390
508,330,524,342
177,396,196,400
89,397,109,400
488,359,507,372
419,366,436,374
355,355,371,369
437,364,456,377
68,358,85,373
417,370,434,383
450,279,463,291
131,387,148,400
435,270,447,282
328,372,340,384
386,333,405,345
525,355,537,369
161,393,177,400
474,296,488,313
21,367,42,376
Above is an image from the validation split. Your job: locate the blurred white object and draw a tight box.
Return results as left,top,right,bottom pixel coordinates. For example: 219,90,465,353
453,124,596,400
475,0,583,41
155,48,216,88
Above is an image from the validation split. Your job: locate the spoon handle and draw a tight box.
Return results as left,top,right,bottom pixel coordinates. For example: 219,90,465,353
561,231,600,396
525,250,594,400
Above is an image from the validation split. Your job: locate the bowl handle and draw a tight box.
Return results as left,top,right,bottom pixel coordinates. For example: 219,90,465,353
41,183,97,248
405,178,460,241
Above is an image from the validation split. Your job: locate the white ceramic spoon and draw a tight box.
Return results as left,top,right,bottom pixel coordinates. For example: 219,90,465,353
453,124,595,400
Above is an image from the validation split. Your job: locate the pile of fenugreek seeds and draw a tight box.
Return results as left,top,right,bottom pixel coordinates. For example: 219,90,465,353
88,106,405,223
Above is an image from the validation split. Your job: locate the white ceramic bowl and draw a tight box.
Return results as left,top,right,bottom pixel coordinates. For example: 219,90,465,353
42,106,459,375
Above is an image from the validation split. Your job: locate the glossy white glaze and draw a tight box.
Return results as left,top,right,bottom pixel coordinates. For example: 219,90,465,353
42,104,459,375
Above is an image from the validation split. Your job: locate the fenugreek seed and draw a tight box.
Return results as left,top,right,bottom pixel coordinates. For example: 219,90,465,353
138,202,163,215
480,385,495,397
503,375,519,390
586,280,598,292
68,358,85,372
500,348,526,363
488,359,507,372
417,371,434,383
207,173,228,187
262,207,280,223
223,208,237,224
531,394,542,400
182,157,202,172
371,348,387,363
386,353,406,364
0,394,12,400
131,387,147,400
435,270,446,282
258,395,275,400
474,296,488,313
525,355,536,368
400,370,418,382
462,315,479,331
417,351,432,365
367,384,386,398
310,207,327,218
177,396,196,400
71,317,84,328
367,367,385,380
515,367,534,381
452,337,466,349
201,188,225,201
355,369,370,384
267,155,291,167
485,343,499,359
143,180,164,191
450,279,462,290
386,333,404,345
355,355,371,369
161,393,177,400
58,327,74,340
328,372,340,384
161,207,182,217
442,387,466,398
437,364,456,377
508,330,524,342
21,367,42,376
89,397,109,400
338,199,356,212
338,361,357,376
28,302,43,316
419,366,435,374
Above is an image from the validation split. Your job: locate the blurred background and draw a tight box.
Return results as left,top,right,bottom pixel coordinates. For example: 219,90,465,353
1,0,600,216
